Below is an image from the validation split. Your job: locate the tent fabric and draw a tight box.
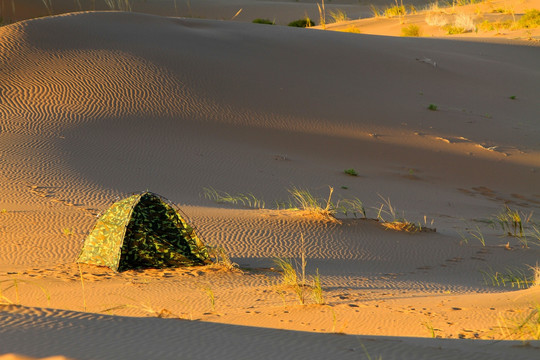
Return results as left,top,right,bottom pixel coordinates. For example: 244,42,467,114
77,192,209,271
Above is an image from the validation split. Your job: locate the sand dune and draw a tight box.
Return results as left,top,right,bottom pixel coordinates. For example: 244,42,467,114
0,9,539,360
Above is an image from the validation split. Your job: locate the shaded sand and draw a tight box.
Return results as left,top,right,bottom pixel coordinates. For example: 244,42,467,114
0,8,539,360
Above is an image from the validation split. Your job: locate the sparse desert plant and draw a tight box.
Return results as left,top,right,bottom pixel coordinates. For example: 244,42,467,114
443,24,467,34
104,0,132,11
207,246,240,271
318,0,326,29
498,304,540,340
518,9,540,29
401,24,421,36
454,13,476,32
458,225,486,246
288,18,315,27
428,104,438,111
426,13,449,27
385,4,407,18
336,197,367,218
370,5,383,17
40,0,53,15
78,264,87,312
102,297,175,318
376,195,433,233
329,9,349,23
201,284,216,312
344,168,358,176
509,95,517,100
480,266,537,289
287,186,336,219
311,269,326,304
202,187,265,209
359,343,383,360
342,25,361,33
422,318,437,338
0,277,51,306
492,205,531,239
274,257,299,286
252,18,275,25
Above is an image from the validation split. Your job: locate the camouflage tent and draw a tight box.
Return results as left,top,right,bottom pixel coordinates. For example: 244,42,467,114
77,192,209,272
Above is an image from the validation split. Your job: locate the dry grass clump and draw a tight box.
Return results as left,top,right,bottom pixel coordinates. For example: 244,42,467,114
426,13,449,26
329,9,349,23
207,246,240,272
498,304,540,341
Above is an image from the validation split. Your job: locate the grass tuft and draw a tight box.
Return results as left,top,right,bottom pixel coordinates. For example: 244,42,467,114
344,168,358,176
401,24,421,36
518,9,540,29
498,304,540,340
329,9,349,23
428,104,438,111
252,18,275,25
202,187,265,209
288,18,315,27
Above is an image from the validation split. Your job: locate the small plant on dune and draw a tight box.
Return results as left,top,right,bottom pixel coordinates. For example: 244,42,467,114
342,25,361,33
207,246,240,272
454,13,476,32
202,187,265,209
458,225,486,246
385,3,407,18
401,24,421,36
336,198,367,219
274,234,326,306
480,265,537,289
311,269,326,305
329,9,349,23
359,343,383,360
318,0,326,29
370,5,383,17
78,264,87,312
428,104,438,111
288,18,315,27
0,277,51,306
201,284,216,312
252,18,275,25
497,304,540,341
344,168,359,176
288,186,337,220
426,13,449,27
274,257,306,304
518,9,540,29
489,206,536,247
104,0,132,11
102,297,175,318
376,195,430,233
40,0,53,15
422,318,437,338
443,24,466,34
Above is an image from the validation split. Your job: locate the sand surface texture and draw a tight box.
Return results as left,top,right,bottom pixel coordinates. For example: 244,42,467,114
0,5,539,360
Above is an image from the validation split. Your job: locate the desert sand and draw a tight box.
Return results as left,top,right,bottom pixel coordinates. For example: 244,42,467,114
0,0,539,359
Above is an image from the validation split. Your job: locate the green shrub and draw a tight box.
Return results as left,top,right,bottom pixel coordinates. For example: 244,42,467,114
518,9,540,28
385,5,406,17
401,24,421,36
344,168,358,176
288,19,315,27
252,18,275,25
428,104,438,111
443,25,466,34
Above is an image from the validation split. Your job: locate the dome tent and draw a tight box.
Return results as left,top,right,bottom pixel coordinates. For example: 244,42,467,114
77,192,209,272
